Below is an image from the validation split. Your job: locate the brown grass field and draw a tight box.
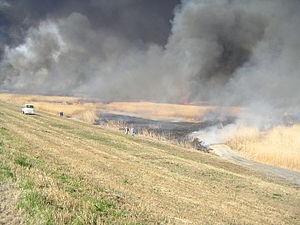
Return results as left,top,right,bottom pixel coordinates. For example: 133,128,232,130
0,93,101,123
0,92,300,172
0,100,299,224
98,101,240,121
0,93,239,122
227,125,300,172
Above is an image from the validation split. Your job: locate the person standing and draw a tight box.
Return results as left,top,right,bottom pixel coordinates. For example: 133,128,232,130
125,127,129,134
130,127,135,136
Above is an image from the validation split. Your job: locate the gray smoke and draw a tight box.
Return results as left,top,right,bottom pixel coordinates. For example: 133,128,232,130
1,0,300,126
0,0,178,53
167,0,300,125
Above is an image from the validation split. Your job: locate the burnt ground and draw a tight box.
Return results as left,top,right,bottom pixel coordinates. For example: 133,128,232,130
95,113,236,141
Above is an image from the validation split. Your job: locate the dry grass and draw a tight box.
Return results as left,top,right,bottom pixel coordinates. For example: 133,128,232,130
99,101,240,121
34,102,97,115
0,93,84,105
72,109,99,124
0,101,299,224
227,125,300,171
1,93,300,172
0,93,101,123
0,93,240,123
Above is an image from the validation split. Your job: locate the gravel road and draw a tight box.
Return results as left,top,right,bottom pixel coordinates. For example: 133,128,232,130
210,144,300,188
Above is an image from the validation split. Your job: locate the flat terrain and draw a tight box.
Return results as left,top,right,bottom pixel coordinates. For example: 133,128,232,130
0,101,300,224
0,93,239,121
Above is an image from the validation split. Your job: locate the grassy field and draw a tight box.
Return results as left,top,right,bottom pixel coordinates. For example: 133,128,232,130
0,93,239,122
0,93,100,123
227,125,300,172
0,100,299,224
1,92,300,172
97,101,240,121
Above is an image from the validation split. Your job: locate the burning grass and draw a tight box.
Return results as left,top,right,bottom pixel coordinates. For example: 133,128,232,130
227,125,300,172
1,92,299,172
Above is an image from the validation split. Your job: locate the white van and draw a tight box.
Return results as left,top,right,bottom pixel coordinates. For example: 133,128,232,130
22,104,35,115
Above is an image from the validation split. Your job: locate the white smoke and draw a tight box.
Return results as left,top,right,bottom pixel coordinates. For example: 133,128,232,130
0,0,10,8
189,123,240,145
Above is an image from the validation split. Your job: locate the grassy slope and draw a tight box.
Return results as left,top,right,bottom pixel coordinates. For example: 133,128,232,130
0,101,299,225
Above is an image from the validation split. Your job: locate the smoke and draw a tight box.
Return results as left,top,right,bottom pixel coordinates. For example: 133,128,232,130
189,123,239,145
0,0,180,100
0,0,178,52
0,0,9,7
1,0,300,128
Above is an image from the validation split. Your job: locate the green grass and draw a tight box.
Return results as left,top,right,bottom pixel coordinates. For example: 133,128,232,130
17,146,28,152
87,197,119,217
48,122,72,130
79,132,128,150
0,129,135,224
0,140,3,154
272,193,283,199
123,178,130,184
19,179,35,190
15,164,128,224
11,153,133,224
0,127,10,136
80,133,112,143
17,190,55,225
131,137,171,150
14,156,33,168
0,161,14,179
51,172,84,194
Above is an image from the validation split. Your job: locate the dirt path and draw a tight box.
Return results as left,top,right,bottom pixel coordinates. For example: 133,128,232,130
210,144,300,188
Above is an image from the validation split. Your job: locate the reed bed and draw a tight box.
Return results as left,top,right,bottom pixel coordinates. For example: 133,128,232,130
227,125,300,171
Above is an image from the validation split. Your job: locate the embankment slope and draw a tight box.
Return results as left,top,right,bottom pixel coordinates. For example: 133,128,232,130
0,101,299,224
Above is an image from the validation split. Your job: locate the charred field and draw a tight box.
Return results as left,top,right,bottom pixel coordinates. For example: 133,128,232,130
96,113,236,141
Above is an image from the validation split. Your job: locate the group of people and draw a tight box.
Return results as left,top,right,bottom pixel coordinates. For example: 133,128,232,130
125,127,135,136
